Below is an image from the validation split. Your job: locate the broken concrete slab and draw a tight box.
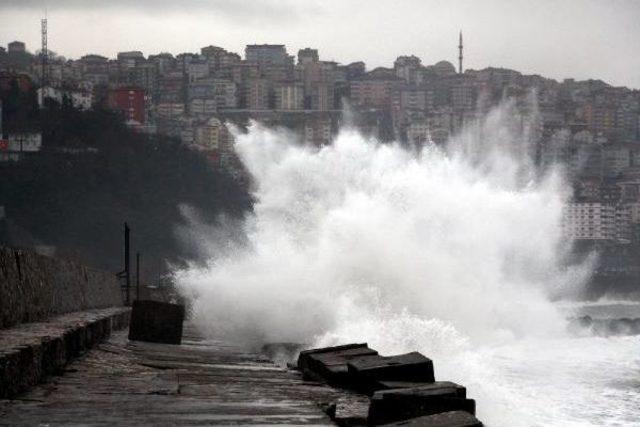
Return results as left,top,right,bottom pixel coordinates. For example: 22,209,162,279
298,343,373,370
378,410,483,426
347,351,435,384
297,343,378,385
325,394,371,426
369,396,476,426
128,300,185,345
368,382,475,425
293,344,483,426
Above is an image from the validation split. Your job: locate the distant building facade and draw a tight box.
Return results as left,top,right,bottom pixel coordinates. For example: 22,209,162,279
108,87,146,124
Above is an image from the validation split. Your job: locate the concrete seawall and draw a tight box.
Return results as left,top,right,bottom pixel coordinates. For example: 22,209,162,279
0,307,130,398
0,246,123,329
0,246,129,398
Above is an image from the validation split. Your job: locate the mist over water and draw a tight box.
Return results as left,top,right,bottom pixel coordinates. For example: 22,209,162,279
174,103,640,426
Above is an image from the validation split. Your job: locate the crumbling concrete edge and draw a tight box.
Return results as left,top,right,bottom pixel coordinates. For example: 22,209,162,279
0,307,131,399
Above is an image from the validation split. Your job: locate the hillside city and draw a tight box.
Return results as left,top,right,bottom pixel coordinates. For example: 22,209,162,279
1,35,640,290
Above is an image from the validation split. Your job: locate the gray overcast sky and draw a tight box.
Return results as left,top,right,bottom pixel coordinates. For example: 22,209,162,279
1,0,639,88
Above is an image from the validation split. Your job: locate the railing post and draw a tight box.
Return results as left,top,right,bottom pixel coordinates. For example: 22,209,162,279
136,252,140,301
116,222,133,306
124,222,130,305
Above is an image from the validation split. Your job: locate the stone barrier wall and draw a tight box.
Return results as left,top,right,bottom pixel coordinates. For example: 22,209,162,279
0,307,131,398
0,246,123,329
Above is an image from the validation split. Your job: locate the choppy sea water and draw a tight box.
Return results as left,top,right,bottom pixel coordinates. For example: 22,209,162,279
176,110,640,426
307,301,640,427
439,301,640,427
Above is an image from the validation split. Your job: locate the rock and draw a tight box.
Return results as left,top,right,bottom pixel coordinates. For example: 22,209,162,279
297,343,378,385
128,300,185,345
325,394,371,426
378,411,483,426
368,382,474,425
347,352,435,384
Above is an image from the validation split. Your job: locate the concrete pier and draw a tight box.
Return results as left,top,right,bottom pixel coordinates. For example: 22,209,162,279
0,324,347,425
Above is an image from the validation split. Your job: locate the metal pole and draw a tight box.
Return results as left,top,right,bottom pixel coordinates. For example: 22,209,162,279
124,222,130,305
41,18,48,87
136,252,140,301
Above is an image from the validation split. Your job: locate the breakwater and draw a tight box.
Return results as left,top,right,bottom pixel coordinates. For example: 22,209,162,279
0,246,123,329
296,343,483,426
0,246,129,398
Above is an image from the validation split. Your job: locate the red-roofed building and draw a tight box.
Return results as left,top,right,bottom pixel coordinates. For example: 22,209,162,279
107,87,146,124
0,72,33,92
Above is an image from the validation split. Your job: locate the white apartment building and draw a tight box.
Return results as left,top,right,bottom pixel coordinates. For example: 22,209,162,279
406,121,430,147
194,117,224,151
37,87,93,110
304,117,332,146
563,202,630,243
156,103,185,118
275,82,304,110
190,99,217,115
0,133,42,162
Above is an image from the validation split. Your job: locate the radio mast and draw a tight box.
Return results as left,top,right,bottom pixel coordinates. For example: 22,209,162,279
41,16,48,87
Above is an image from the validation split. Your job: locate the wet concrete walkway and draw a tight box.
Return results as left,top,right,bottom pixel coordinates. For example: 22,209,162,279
0,324,345,425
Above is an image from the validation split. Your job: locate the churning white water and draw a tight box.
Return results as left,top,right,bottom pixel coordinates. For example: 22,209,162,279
174,103,640,426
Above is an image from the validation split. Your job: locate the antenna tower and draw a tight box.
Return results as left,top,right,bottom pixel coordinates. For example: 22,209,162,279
41,17,48,87
458,31,463,74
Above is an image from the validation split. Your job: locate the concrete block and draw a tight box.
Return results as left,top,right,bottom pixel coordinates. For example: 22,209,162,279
0,345,43,398
374,382,467,400
101,316,112,336
325,394,370,426
128,300,185,345
376,381,445,390
347,352,435,383
379,411,483,426
0,349,22,397
40,335,66,376
368,382,474,425
298,343,372,369
113,310,129,330
297,343,378,385
86,320,101,348
64,326,86,358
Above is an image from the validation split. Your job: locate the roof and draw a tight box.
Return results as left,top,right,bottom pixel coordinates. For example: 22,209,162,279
246,44,286,49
